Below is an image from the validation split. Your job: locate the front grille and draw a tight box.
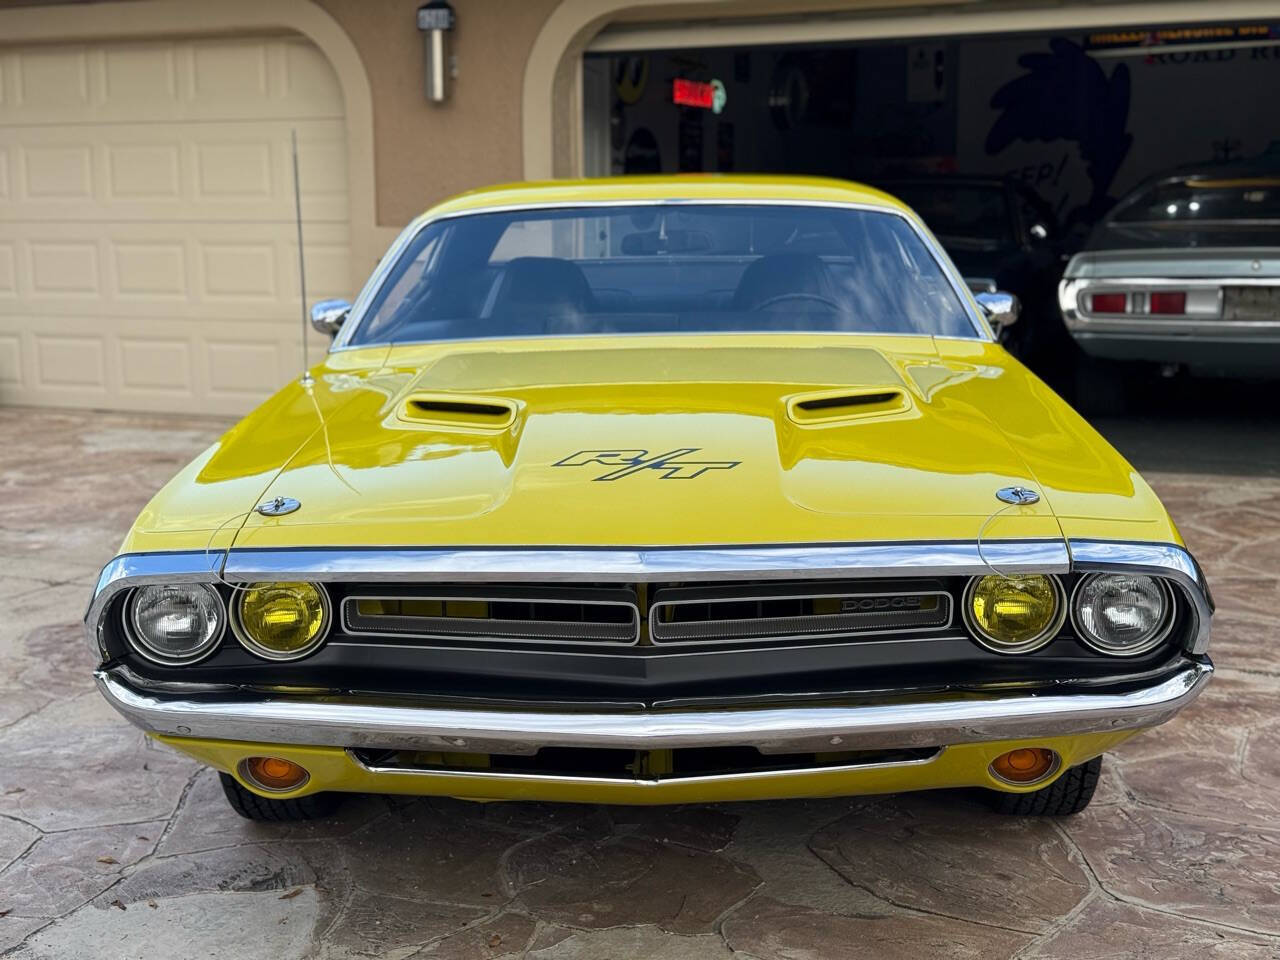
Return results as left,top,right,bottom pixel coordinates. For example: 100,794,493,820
341,587,640,646
335,579,953,651
649,582,951,645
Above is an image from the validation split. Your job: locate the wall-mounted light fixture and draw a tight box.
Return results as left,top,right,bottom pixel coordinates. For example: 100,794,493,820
417,0,455,103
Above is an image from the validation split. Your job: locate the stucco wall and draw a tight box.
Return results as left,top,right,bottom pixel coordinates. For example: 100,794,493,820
312,0,561,226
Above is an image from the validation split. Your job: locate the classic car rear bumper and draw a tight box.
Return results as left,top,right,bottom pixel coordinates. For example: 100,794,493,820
96,659,1212,757
1059,274,1280,370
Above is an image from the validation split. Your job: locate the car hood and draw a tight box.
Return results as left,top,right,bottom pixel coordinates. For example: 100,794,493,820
122,335,1175,554
129,333,1165,556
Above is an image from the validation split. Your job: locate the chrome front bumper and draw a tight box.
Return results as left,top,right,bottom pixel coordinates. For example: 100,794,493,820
96,660,1212,756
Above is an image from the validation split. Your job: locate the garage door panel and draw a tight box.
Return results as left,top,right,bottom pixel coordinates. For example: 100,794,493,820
0,334,20,385
112,241,188,299
118,336,193,395
15,47,90,111
103,43,178,107
21,142,93,199
0,34,351,413
1,119,348,223
5,222,350,319
107,143,182,201
33,333,107,389
0,313,327,414
0,243,15,298
200,241,278,300
190,39,270,104
0,37,342,127
194,139,274,200
28,241,101,297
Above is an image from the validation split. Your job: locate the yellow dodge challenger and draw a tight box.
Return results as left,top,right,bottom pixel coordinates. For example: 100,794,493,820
87,176,1213,820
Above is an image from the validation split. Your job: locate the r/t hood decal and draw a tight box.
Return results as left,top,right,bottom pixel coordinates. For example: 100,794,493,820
554,448,741,481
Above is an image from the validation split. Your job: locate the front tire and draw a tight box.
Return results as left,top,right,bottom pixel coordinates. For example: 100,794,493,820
219,772,339,821
985,756,1102,816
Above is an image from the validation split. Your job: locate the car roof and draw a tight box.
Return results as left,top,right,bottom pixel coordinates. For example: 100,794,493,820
1121,157,1280,196
421,175,910,220
875,175,1010,188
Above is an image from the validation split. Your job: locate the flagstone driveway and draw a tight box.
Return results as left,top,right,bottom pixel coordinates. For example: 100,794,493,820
1,405,1276,959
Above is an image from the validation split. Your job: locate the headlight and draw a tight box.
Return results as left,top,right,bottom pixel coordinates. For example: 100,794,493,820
1072,574,1171,656
234,582,330,661
964,574,1064,654
127,583,225,665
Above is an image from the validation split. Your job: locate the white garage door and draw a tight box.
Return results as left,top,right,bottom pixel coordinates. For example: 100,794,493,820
0,34,351,414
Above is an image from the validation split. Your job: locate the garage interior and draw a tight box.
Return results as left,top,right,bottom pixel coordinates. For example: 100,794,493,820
584,18,1280,238
583,16,1280,395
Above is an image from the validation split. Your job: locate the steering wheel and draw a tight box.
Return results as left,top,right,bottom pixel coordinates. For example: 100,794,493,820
750,292,841,312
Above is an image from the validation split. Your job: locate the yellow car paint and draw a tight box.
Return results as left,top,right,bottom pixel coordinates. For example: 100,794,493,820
117,176,1175,556
103,176,1198,811
119,334,1174,555
157,729,1141,805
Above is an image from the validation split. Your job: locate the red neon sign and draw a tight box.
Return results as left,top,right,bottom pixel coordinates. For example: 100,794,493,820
673,78,715,109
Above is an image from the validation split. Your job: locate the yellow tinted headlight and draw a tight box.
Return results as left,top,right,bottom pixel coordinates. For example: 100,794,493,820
235,582,329,660
965,574,1062,653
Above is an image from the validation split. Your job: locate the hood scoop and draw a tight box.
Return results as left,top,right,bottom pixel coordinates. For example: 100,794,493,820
786,387,911,425
398,393,519,430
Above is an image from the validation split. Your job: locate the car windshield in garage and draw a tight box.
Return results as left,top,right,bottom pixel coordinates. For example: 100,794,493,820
346,204,978,346
1097,175,1280,249
880,183,1015,252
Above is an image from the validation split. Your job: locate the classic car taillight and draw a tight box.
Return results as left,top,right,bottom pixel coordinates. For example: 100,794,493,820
1149,291,1187,314
1089,292,1127,313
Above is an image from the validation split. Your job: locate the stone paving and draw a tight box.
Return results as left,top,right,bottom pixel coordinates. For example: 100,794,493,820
0,405,1277,959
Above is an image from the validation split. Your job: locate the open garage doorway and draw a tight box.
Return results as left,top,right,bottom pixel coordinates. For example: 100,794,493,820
583,16,1280,399
584,18,1280,242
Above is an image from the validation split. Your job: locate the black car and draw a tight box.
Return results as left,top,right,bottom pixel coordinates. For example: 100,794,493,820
877,176,1072,380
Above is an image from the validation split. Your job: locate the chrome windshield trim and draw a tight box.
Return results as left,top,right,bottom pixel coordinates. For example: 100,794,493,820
218,540,1071,584
329,197,991,350
96,660,1212,755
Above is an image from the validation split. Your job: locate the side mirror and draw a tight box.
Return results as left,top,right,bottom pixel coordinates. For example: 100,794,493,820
311,299,351,337
975,290,1021,332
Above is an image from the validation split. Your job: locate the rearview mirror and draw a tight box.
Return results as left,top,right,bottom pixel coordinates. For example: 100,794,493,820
975,291,1021,332
311,299,351,337
620,229,712,255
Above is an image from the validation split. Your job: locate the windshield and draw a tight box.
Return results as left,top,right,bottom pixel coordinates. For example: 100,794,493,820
1098,176,1280,249
344,204,977,347
880,185,1014,252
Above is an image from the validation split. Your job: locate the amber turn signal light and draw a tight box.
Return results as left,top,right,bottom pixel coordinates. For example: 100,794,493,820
990,748,1059,785
241,756,309,792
